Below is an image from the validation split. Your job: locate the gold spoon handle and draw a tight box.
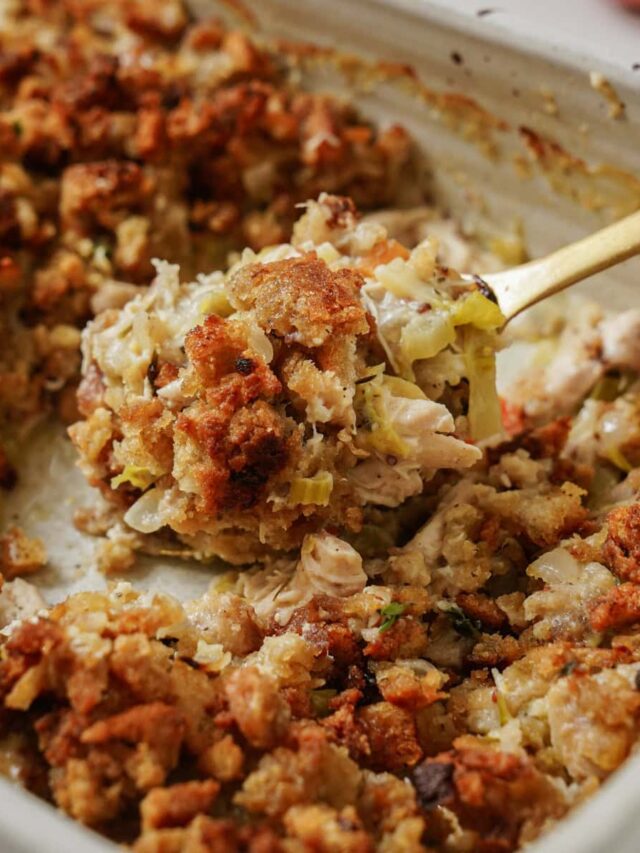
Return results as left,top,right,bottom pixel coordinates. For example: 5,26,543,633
482,209,640,323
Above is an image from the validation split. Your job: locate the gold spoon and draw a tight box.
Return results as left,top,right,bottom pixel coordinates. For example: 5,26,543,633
479,209,640,323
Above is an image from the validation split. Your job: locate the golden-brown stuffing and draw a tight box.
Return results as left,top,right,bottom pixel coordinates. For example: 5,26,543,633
603,503,640,583
70,196,491,563
358,702,423,771
590,583,640,632
3,493,640,853
224,667,290,749
416,743,568,850
4,4,640,852
140,780,221,832
132,815,283,853
227,254,368,348
0,526,47,579
0,0,414,478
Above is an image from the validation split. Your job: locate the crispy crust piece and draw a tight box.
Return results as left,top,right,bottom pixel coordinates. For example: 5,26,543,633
140,780,221,832
0,526,47,579
227,254,369,348
590,583,640,632
417,744,567,850
603,503,640,583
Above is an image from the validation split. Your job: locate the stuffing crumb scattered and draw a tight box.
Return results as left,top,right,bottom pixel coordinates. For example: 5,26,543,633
0,526,46,579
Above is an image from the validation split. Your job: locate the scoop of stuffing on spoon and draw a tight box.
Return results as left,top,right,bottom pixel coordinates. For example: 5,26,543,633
69,193,510,564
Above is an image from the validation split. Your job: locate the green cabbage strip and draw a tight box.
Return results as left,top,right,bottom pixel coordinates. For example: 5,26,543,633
461,327,503,442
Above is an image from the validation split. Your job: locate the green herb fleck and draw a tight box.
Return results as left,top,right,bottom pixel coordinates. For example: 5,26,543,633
310,688,337,717
11,120,23,138
559,660,577,677
379,602,407,633
437,601,481,638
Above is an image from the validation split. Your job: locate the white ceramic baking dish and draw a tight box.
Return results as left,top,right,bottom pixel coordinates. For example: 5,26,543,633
2,1,640,850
